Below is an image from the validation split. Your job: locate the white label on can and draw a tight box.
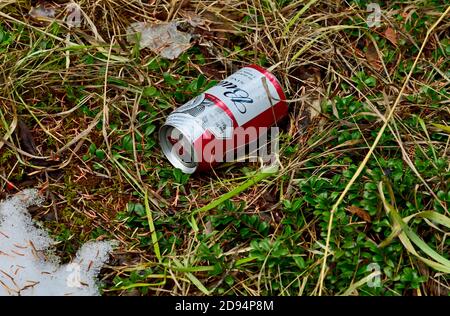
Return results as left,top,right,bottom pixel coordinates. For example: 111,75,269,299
166,112,205,141
205,67,281,126
170,94,233,140
201,106,233,139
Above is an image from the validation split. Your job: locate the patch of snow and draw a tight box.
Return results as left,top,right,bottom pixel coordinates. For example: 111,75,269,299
0,189,115,296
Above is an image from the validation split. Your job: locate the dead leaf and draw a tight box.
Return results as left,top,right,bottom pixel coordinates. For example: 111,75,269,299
18,121,37,155
384,27,397,46
204,220,213,235
346,206,372,223
365,41,382,71
29,5,56,21
179,10,205,27
126,22,192,60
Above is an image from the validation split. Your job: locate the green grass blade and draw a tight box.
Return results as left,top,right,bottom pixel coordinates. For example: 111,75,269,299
145,190,162,262
404,211,450,229
171,258,210,295
379,182,450,273
431,123,450,134
185,273,210,295
235,257,257,267
392,209,450,267
341,271,382,296
290,26,361,62
282,0,318,36
417,117,437,161
188,215,199,232
191,168,276,216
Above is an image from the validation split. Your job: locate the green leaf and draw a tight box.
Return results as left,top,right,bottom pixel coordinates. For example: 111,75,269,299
122,135,133,152
364,76,376,87
88,143,97,155
293,256,306,269
163,72,178,86
144,124,156,137
95,149,105,160
130,203,145,217
196,74,206,90
142,86,158,97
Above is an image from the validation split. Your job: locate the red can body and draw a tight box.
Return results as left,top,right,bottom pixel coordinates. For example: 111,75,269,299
159,65,287,173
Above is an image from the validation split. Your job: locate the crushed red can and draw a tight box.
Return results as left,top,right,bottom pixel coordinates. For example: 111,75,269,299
159,65,287,173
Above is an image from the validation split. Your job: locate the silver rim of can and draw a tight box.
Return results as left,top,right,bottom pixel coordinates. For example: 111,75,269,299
159,124,198,174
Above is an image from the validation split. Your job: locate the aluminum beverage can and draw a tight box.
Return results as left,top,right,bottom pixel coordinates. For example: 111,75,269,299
159,64,287,173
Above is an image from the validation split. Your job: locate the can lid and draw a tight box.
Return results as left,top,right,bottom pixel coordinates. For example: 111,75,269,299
159,124,198,174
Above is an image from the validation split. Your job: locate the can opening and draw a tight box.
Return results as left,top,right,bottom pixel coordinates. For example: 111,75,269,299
159,125,198,174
